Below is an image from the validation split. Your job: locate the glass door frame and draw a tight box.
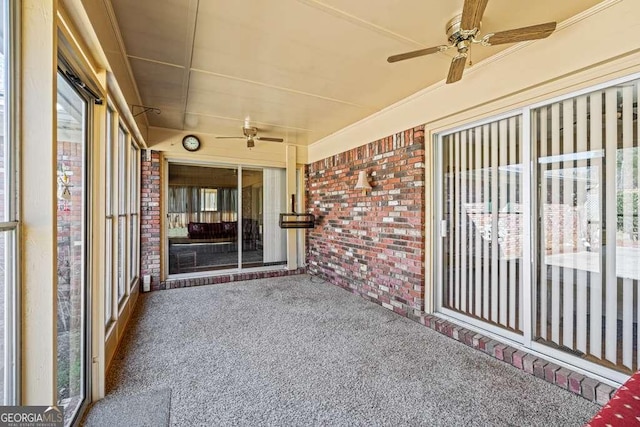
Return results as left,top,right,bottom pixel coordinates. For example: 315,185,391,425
432,73,640,386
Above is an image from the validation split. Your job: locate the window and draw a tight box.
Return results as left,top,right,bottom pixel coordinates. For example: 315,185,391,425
56,67,90,425
200,188,218,212
105,107,114,326
129,143,139,287
116,125,127,303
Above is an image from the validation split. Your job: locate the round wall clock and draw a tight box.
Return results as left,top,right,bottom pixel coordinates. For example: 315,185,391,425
182,134,201,152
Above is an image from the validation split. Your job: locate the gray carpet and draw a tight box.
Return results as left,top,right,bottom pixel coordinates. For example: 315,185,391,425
97,275,599,426
82,388,171,426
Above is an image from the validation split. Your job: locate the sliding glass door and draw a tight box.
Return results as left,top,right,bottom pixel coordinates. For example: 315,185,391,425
439,114,524,336
167,163,286,275
437,75,640,381
533,79,640,374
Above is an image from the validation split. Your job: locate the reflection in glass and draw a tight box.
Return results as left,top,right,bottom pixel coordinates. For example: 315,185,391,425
441,116,524,333
168,165,239,273
167,164,287,274
56,72,86,423
533,81,640,373
116,126,126,301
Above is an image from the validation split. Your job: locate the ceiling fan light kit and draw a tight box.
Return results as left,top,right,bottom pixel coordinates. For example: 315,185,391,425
387,0,557,84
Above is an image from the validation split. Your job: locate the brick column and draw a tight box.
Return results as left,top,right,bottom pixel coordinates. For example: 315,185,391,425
140,150,161,289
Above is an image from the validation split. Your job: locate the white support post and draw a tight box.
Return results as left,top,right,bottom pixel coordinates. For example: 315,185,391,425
21,0,58,405
286,145,297,270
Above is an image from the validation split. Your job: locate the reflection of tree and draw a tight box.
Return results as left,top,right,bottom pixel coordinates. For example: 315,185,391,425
617,147,638,189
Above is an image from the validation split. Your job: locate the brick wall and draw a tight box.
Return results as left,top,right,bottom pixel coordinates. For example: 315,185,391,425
306,126,425,319
140,150,161,289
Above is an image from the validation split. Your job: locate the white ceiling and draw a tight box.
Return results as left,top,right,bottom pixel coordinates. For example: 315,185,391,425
109,0,603,146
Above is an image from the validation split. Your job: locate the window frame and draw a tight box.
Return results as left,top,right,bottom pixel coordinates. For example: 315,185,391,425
104,105,115,328
128,142,139,289
0,0,20,405
116,123,128,305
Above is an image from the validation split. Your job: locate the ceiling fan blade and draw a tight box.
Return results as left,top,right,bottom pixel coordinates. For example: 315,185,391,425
484,22,556,45
446,55,467,84
387,45,446,63
460,0,489,30
215,136,244,139
256,137,284,142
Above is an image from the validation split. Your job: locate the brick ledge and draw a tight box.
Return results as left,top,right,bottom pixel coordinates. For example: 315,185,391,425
420,314,617,406
155,267,307,290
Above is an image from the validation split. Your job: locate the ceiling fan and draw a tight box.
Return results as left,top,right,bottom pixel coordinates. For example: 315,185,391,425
387,0,557,84
215,119,284,148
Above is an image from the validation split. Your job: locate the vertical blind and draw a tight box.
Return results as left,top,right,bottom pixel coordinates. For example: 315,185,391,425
533,80,640,372
442,115,524,333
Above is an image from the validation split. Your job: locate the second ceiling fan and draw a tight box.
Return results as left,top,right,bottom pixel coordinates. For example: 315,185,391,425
387,0,557,84
216,119,284,148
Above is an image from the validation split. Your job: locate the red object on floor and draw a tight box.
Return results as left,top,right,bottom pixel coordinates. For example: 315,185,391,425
586,372,640,426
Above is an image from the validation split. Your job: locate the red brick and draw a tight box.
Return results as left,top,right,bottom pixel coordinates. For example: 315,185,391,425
581,378,600,402
555,368,571,389
494,344,507,361
533,359,547,379
523,354,537,374
512,351,526,369
568,372,585,395
502,347,516,364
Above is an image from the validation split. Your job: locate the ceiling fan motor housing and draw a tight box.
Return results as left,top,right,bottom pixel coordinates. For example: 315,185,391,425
446,14,479,47
242,126,258,137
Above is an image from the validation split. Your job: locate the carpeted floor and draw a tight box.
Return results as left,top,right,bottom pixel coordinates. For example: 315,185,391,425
91,275,600,426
